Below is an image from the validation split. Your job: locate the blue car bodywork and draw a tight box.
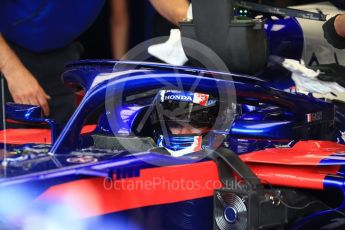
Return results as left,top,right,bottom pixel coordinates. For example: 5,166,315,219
1,8,345,229
0,58,344,229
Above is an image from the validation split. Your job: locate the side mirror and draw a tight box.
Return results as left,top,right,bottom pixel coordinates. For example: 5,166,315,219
6,103,43,122
5,103,59,143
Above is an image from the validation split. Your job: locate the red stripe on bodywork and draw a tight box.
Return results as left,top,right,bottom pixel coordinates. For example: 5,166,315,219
0,129,51,144
34,160,339,218
240,141,345,166
247,163,340,190
0,125,96,144
37,161,221,218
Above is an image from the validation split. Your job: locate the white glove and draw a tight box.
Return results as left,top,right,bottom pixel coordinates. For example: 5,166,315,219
147,4,193,66
282,58,345,95
148,29,188,66
187,3,193,20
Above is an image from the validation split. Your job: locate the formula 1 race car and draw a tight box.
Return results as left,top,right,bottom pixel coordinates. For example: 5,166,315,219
1,1,345,230
0,59,343,230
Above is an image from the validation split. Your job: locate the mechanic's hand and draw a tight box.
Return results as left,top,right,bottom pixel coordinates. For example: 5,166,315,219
310,63,345,88
2,62,51,116
323,15,345,49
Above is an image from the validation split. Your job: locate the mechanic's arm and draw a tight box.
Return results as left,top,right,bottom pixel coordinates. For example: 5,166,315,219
110,0,129,59
0,34,50,116
335,14,345,38
323,14,345,49
150,0,189,25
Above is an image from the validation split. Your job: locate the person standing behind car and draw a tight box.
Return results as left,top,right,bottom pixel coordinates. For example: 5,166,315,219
0,0,106,129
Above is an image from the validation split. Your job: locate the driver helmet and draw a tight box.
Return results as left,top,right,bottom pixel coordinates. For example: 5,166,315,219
151,90,235,157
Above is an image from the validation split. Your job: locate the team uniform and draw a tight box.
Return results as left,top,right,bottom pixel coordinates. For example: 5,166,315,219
0,0,105,127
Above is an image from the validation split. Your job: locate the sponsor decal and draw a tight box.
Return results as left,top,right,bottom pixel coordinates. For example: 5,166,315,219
160,90,210,106
193,93,209,106
192,136,203,152
306,111,322,123
160,90,166,102
164,95,193,102
162,90,194,103
206,99,217,106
